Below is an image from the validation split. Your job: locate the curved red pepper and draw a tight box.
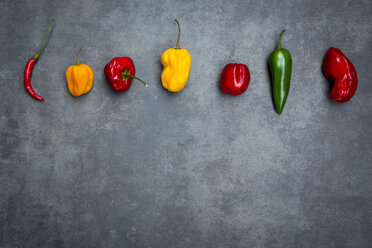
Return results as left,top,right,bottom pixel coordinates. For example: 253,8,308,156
24,58,44,101
104,57,148,92
221,63,251,95
24,19,55,101
322,47,358,103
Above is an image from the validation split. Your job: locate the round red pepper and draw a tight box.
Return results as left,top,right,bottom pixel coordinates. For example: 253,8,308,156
104,57,148,92
221,63,251,95
322,47,358,103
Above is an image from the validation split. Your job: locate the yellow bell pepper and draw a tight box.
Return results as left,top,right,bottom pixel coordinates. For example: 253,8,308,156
161,19,191,92
66,46,93,97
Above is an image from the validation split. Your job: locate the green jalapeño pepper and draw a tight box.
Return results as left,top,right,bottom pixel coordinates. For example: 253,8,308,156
269,30,292,114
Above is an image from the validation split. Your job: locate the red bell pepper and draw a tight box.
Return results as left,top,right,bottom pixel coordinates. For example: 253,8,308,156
322,47,358,103
221,63,251,95
104,57,148,92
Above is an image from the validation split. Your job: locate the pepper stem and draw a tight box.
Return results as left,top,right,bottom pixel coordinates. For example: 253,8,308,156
174,19,181,49
76,46,84,65
278,29,286,49
121,69,148,88
33,19,55,60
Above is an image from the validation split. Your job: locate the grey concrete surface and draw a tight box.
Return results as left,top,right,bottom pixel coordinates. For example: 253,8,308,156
0,0,371,247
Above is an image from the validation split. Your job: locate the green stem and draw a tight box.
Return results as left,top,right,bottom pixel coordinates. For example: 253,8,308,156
129,75,149,87
121,69,148,88
278,29,286,49
33,19,55,60
174,19,181,49
76,46,84,65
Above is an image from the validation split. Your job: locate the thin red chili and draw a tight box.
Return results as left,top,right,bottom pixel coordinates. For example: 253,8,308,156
24,19,55,101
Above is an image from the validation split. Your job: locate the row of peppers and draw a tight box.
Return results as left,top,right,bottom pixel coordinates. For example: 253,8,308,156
25,19,358,114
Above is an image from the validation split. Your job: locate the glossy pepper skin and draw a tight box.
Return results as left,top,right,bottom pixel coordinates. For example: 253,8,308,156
24,19,55,101
24,59,43,101
66,46,94,97
269,30,292,114
322,47,358,103
104,57,148,92
161,19,191,92
221,63,251,95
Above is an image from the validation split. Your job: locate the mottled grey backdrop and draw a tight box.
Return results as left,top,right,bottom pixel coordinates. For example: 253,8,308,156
0,0,371,247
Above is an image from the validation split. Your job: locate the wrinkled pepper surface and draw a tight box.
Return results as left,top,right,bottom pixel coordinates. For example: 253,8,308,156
221,63,251,95
161,19,191,92
66,46,94,97
269,30,292,114
322,47,358,103
104,57,148,92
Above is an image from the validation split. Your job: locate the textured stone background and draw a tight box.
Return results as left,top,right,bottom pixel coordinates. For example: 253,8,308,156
0,0,371,247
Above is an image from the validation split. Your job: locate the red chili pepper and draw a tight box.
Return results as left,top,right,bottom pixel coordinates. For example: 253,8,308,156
322,47,358,103
104,57,148,92
221,63,251,95
24,19,55,101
